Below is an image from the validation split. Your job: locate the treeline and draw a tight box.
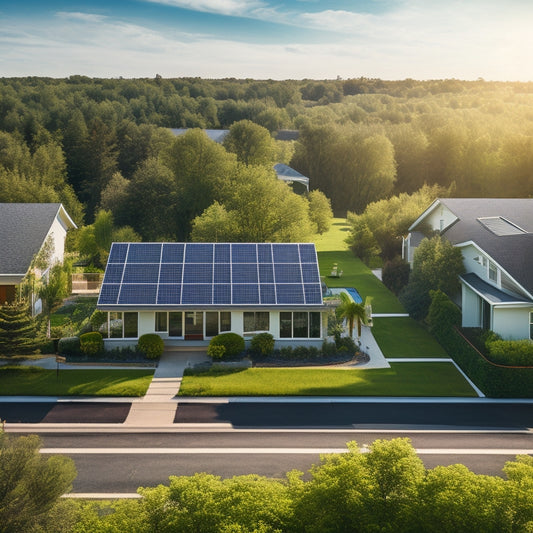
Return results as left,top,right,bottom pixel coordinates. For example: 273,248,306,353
1,76,532,232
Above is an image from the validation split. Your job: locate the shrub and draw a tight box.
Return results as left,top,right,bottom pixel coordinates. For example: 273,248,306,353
207,344,226,360
426,290,461,341
137,333,164,359
486,340,533,366
321,340,337,357
336,336,357,354
79,331,104,356
90,310,107,331
382,256,410,295
250,332,275,356
279,346,293,358
58,336,80,356
209,333,245,359
293,346,310,359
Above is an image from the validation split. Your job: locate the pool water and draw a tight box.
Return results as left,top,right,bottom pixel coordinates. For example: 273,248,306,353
346,287,363,303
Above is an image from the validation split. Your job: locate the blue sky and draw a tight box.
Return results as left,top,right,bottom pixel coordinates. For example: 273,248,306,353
1,0,532,80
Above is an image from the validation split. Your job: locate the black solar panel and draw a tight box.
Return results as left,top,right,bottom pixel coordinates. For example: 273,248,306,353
98,242,323,307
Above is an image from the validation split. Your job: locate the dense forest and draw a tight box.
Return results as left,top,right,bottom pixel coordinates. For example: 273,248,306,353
1,76,532,245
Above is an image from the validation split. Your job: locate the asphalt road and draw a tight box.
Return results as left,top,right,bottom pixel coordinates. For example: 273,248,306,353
31,430,533,493
2,400,533,428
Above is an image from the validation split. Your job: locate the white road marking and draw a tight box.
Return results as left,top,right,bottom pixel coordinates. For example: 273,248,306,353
40,447,533,455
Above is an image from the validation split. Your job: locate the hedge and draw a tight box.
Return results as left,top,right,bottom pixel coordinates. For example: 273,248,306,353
487,339,533,366
250,333,275,356
58,336,80,356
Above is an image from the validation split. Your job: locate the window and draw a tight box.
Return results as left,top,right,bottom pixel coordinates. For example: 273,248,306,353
243,312,269,334
220,312,231,332
155,312,168,332
206,312,219,337
489,262,497,282
123,312,138,338
169,312,183,337
279,312,321,338
530,312,533,340
106,312,138,338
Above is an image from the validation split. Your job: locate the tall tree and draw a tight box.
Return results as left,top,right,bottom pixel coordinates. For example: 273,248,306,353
0,302,41,355
337,291,367,338
223,119,278,166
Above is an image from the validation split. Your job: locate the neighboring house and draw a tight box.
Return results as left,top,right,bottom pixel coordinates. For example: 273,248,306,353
273,163,309,192
96,242,328,348
0,203,77,310
404,198,533,340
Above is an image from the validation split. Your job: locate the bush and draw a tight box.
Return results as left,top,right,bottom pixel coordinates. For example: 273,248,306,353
279,346,293,358
79,331,104,356
207,344,226,360
321,340,337,357
382,256,410,295
58,336,80,356
336,336,357,354
209,333,245,359
486,340,533,366
90,310,107,331
426,290,461,341
250,332,275,356
137,333,164,359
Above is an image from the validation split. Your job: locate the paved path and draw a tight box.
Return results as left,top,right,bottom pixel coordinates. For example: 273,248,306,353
124,350,209,426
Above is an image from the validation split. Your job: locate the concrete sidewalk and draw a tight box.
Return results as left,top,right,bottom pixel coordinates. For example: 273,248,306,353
124,350,209,426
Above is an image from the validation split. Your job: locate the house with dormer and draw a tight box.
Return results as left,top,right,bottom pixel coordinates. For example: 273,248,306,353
404,198,533,340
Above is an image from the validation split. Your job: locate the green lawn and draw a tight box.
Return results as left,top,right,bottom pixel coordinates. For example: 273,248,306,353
179,362,476,397
372,317,449,358
0,367,154,396
314,219,404,314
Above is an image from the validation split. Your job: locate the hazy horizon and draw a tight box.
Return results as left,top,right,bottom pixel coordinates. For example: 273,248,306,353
1,0,532,82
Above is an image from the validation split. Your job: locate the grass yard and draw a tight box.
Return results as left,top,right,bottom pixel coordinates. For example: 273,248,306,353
314,219,404,314
179,362,476,397
0,367,153,396
372,317,449,358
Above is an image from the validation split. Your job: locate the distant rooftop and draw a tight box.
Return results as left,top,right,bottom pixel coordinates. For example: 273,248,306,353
169,129,229,143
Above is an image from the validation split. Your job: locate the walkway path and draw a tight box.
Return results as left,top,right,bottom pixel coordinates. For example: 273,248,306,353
124,349,209,426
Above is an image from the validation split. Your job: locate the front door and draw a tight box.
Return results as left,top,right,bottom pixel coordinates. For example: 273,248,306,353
185,311,203,340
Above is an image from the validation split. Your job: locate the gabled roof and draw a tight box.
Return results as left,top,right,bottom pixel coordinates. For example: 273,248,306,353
0,203,76,276
413,198,533,295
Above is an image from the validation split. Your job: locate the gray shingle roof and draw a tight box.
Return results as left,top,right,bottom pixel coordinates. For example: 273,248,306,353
437,199,533,295
0,203,62,275
460,273,531,304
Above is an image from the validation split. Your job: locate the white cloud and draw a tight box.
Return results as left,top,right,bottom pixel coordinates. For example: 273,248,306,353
142,0,266,17
55,12,107,23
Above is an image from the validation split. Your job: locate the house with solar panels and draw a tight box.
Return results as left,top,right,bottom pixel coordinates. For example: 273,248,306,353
97,242,328,348
404,198,533,340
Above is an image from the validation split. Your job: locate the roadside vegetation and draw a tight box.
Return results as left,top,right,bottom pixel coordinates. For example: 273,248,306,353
14,436,533,533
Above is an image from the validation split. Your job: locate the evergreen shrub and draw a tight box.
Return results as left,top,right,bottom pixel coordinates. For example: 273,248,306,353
79,331,104,355
207,344,226,360
250,332,275,356
486,340,533,366
209,333,245,359
58,336,80,356
137,333,164,359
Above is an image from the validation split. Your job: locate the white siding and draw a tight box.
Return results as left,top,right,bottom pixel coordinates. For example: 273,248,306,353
422,203,457,232
461,283,482,328
492,307,531,340
139,312,155,337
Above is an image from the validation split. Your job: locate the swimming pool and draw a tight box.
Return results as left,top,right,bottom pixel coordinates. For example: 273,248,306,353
346,287,363,303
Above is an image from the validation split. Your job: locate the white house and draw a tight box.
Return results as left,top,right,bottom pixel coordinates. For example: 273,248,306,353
404,198,533,340
97,242,329,349
0,203,77,309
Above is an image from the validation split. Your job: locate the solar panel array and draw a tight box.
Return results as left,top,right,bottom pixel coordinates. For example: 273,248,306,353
98,243,323,307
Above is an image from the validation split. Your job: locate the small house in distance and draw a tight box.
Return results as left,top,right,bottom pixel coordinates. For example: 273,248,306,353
0,203,77,310
97,242,328,348
404,198,533,340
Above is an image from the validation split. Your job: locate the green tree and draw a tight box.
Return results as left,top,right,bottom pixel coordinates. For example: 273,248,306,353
346,222,380,264
336,291,366,338
161,128,237,239
190,201,239,242
39,264,69,338
308,190,333,234
223,119,278,166
0,301,41,356
400,236,465,320
125,158,178,240
0,431,77,533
